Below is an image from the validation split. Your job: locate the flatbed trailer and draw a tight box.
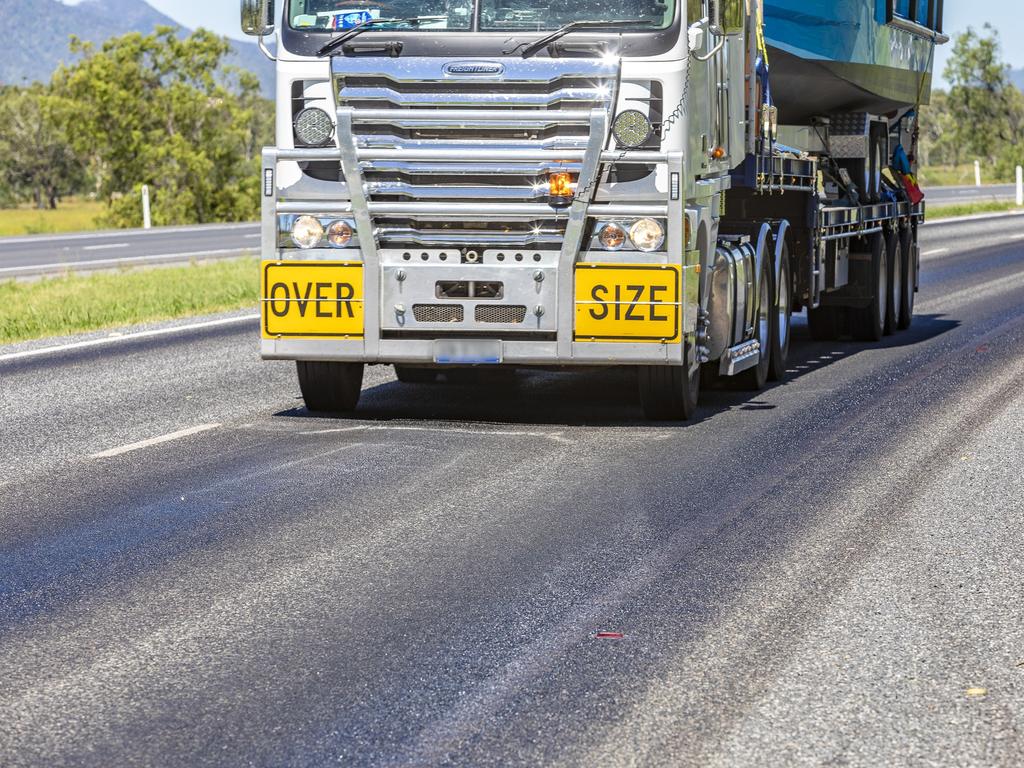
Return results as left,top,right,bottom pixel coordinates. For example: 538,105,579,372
242,0,945,419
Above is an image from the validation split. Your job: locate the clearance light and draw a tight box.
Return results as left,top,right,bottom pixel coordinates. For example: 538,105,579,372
548,171,574,200
598,223,626,250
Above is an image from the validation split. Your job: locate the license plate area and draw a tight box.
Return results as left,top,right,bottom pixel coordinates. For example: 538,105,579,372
574,263,681,343
433,339,503,365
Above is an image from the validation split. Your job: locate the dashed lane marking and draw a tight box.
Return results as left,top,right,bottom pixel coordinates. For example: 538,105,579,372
90,423,221,459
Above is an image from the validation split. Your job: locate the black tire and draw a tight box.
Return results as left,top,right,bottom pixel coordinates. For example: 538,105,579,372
738,258,770,390
296,361,364,413
638,352,701,421
394,365,437,384
898,225,915,330
807,304,843,341
850,233,887,342
768,239,792,381
884,230,901,336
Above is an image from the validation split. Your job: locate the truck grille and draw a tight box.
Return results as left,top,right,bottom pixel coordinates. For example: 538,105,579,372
333,57,616,248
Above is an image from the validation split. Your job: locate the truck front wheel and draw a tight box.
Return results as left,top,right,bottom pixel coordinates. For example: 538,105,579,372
296,361,364,414
638,354,701,421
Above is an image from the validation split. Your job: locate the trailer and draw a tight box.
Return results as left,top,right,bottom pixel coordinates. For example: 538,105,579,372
241,0,946,419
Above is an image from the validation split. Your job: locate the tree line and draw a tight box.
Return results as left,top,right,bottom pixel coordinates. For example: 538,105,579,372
0,27,273,227
919,25,1024,179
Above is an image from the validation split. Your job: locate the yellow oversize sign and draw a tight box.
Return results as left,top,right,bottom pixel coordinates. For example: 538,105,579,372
261,261,364,339
575,263,681,343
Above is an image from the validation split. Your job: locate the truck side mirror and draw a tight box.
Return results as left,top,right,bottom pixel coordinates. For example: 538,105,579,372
241,0,275,37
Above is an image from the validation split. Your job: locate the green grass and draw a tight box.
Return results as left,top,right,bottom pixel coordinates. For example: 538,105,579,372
0,257,259,344
928,200,1023,219
0,199,106,236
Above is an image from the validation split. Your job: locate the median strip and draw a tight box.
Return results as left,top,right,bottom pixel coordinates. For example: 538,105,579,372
90,423,221,459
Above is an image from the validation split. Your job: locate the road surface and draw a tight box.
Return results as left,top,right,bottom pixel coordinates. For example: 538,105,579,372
924,183,1017,205
0,222,259,278
1,215,1023,766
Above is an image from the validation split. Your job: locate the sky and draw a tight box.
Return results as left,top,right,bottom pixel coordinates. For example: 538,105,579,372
64,0,1023,87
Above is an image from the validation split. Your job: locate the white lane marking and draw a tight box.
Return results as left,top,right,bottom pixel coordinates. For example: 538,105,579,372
0,248,256,274
90,423,221,459
1010,233,1024,241
82,243,130,251
923,209,1024,227
0,223,257,246
243,233,262,239
922,248,949,256
0,314,258,363
300,424,572,442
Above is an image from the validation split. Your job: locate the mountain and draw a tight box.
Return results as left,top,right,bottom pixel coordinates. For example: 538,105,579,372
0,0,274,95
1011,69,1024,93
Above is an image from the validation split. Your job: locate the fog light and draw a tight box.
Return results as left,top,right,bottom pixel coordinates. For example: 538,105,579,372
548,171,574,199
294,107,334,146
598,222,626,250
629,218,665,252
612,110,653,149
327,220,353,247
291,215,324,249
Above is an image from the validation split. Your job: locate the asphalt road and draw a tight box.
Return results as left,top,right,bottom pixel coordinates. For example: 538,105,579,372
924,183,1018,205
1,214,1023,766
0,222,259,278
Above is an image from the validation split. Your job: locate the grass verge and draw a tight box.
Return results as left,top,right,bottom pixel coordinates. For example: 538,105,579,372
927,200,1023,219
0,199,106,237
0,257,258,345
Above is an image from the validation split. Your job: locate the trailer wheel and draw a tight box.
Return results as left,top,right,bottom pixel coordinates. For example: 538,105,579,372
885,230,902,336
850,233,887,342
394,365,437,384
897,225,915,330
768,239,792,381
296,361,364,413
738,259,771,390
638,352,701,421
807,304,843,341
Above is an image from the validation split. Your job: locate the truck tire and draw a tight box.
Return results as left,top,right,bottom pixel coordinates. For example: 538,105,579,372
296,361,364,413
394,365,437,383
850,233,887,342
638,354,701,421
898,225,915,330
807,304,843,341
884,230,902,336
768,239,792,381
738,259,771,390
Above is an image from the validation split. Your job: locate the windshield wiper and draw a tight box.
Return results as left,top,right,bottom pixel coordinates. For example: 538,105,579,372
515,19,649,59
317,16,441,57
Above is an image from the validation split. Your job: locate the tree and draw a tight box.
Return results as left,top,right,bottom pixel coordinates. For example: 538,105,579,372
51,27,273,227
0,84,85,208
943,25,1023,164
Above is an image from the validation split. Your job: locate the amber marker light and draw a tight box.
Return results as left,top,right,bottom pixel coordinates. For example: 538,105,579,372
548,171,574,199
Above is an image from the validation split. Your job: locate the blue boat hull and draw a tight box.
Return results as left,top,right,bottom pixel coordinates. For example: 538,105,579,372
763,0,939,120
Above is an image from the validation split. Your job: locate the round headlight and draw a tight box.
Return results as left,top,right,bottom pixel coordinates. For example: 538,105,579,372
598,223,626,250
291,215,324,249
294,107,334,146
327,220,353,248
612,109,653,149
629,218,665,252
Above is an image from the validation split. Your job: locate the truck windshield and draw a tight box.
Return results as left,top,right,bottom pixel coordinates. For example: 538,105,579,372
287,0,673,32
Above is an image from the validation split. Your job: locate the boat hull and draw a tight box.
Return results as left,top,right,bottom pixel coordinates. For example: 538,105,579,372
763,0,938,121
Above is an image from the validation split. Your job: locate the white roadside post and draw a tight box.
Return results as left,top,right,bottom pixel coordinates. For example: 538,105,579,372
1016,165,1023,206
142,184,152,229
974,160,981,187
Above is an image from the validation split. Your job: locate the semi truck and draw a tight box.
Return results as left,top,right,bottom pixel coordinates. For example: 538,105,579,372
241,0,947,420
